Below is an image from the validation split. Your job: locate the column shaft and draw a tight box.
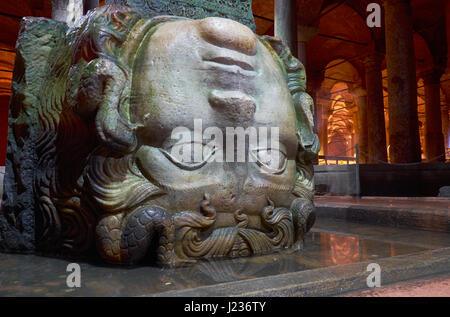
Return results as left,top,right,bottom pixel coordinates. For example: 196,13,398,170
274,0,298,56
297,26,318,67
384,0,421,163
364,53,388,163
353,89,369,164
297,42,306,66
52,0,84,26
441,105,449,150
423,70,445,161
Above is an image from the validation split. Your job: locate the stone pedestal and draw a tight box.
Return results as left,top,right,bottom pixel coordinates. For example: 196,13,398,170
275,0,298,56
384,0,421,163
363,53,387,163
422,69,445,162
351,88,369,164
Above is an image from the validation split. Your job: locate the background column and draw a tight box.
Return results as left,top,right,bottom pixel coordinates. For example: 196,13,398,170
51,0,84,26
297,26,318,67
422,68,445,161
442,103,449,152
352,88,369,164
384,0,421,163
274,0,298,56
364,52,388,163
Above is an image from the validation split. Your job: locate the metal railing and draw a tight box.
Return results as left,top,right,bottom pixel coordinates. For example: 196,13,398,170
318,144,358,166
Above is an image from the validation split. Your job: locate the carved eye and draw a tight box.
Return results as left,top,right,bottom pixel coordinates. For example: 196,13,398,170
250,148,287,174
160,141,216,171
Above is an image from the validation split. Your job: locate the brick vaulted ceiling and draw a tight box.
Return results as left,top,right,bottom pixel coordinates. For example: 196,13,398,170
0,0,447,165
252,0,448,81
0,0,448,94
0,1,447,68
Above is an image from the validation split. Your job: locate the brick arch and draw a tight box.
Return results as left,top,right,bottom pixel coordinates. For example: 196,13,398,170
307,3,373,77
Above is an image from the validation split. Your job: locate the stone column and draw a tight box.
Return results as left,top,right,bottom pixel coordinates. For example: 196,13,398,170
384,0,421,163
319,99,330,157
274,0,298,56
442,104,449,150
307,74,326,154
446,1,450,71
422,68,445,161
443,1,450,152
52,0,84,26
352,88,369,164
363,52,388,163
297,26,318,67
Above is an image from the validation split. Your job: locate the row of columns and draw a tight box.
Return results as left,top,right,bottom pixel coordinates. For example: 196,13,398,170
275,0,448,164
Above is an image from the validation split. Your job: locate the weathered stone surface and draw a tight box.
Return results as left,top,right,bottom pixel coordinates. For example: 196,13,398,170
0,18,68,253
0,6,318,267
105,0,256,31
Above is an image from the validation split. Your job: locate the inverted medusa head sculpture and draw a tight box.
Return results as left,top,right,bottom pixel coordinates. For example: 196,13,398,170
1,5,319,267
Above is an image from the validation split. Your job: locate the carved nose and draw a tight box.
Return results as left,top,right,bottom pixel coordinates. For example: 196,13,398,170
208,90,256,123
197,17,257,56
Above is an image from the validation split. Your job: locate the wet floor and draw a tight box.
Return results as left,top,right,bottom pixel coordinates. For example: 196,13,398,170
0,217,449,296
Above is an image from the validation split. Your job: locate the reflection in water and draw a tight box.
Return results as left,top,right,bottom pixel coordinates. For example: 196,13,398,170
314,232,398,266
0,230,423,296
190,255,308,283
329,234,360,265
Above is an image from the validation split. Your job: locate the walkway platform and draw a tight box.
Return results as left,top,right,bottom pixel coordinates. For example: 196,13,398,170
0,209,449,296
315,196,450,232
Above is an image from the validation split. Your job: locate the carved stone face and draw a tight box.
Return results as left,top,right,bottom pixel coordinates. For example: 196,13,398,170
2,6,318,267
131,18,298,228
